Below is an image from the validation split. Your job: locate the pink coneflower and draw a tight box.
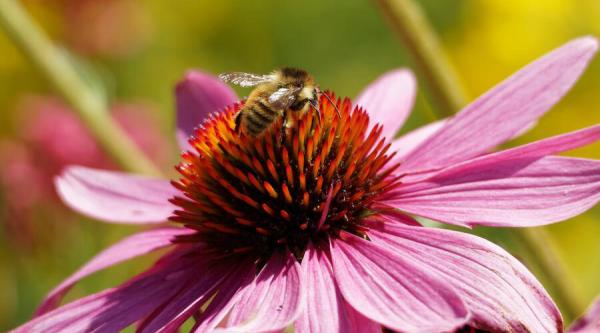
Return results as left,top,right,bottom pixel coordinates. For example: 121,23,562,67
13,37,600,332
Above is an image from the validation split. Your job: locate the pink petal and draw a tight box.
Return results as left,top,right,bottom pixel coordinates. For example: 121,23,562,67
568,297,600,333
219,252,304,333
354,69,417,141
330,233,468,333
390,119,447,160
55,166,177,224
389,116,535,166
138,259,254,333
295,244,380,333
397,122,600,184
175,70,237,150
36,227,191,315
387,145,600,227
368,222,562,332
12,253,198,333
399,36,598,174
444,123,600,170
191,262,256,333
370,204,423,226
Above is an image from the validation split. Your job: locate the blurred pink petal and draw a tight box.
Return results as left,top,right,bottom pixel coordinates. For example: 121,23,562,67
369,222,562,332
22,97,109,170
296,244,379,333
36,227,193,315
60,0,150,57
111,103,171,167
330,233,468,332
19,96,168,172
399,36,598,174
175,70,237,149
55,166,177,224
568,297,600,333
354,69,417,140
220,252,303,333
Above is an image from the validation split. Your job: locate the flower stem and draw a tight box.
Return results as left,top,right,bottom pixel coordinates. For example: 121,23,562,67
0,0,162,177
372,0,468,117
373,0,584,321
516,228,585,321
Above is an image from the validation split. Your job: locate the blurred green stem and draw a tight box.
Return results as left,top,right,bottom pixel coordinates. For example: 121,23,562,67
516,228,584,321
373,0,584,321
372,0,467,117
0,0,161,177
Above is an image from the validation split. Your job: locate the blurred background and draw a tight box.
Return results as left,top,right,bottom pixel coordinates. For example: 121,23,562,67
1,0,599,330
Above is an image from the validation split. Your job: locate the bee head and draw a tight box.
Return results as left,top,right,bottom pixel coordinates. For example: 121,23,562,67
273,67,316,101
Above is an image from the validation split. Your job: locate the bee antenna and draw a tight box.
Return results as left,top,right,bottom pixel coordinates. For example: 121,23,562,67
309,99,322,123
323,92,342,118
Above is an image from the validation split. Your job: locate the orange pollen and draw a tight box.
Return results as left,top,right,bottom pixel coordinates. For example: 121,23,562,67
170,92,401,261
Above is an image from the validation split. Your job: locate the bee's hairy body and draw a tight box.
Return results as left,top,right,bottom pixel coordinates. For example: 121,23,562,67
236,86,285,137
225,68,318,137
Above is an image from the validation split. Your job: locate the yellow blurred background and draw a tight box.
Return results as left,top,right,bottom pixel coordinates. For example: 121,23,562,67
1,0,599,330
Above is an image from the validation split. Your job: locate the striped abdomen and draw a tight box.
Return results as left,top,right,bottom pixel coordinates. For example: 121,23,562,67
238,100,281,136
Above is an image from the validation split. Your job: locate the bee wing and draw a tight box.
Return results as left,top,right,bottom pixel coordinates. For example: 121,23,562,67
268,86,301,109
218,72,274,87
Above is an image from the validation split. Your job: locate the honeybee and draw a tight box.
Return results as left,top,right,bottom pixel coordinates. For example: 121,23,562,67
219,67,339,137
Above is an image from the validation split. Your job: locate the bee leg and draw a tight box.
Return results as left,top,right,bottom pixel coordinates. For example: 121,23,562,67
323,93,342,118
234,111,243,133
309,99,321,124
279,111,290,143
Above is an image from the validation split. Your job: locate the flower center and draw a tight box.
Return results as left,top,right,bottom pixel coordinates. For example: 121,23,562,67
170,93,400,262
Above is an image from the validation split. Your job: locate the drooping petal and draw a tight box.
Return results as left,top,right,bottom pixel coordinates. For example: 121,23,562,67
568,297,600,333
138,259,254,333
217,251,304,333
295,244,380,333
368,222,562,332
36,227,192,315
330,233,468,333
399,36,598,174
55,166,177,224
175,70,238,150
191,262,256,333
354,69,417,141
387,153,600,227
12,251,199,333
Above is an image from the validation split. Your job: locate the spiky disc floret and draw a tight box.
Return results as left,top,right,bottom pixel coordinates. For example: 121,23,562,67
170,93,400,262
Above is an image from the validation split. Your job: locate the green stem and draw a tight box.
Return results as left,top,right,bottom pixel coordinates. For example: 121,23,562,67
0,0,162,177
372,0,468,116
373,0,584,321
516,228,585,320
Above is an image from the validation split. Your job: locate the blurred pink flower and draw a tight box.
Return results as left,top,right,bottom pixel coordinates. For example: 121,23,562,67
0,96,169,249
12,37,600,332
568,297,600,333
51,0,150,57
